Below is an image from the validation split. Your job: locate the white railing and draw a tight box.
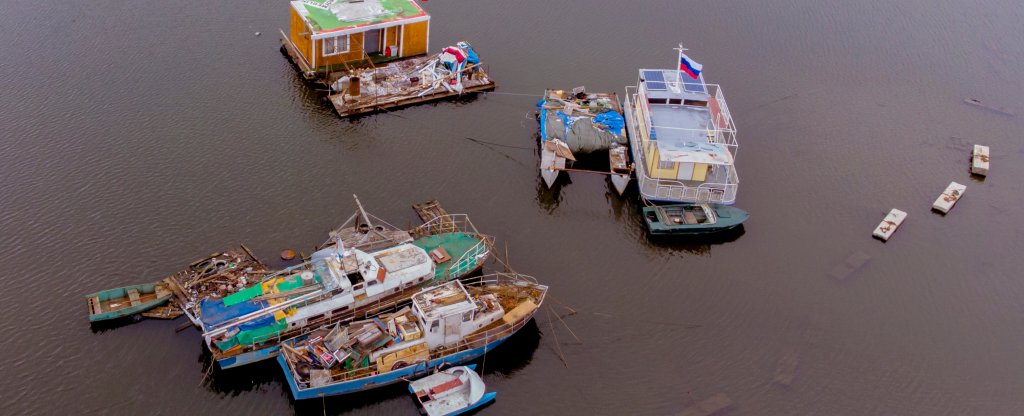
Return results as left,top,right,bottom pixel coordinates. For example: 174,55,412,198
410,214,493,280
286,273,546,388
624,90,739,204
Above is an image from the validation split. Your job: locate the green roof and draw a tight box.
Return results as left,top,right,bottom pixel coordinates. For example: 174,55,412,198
297,0,427,33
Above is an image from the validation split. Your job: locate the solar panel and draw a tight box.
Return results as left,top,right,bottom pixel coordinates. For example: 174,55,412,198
643,70,665,82
683,82,706,93
646,82,667,91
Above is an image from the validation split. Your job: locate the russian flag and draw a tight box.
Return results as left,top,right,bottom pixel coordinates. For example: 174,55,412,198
679,53,703,80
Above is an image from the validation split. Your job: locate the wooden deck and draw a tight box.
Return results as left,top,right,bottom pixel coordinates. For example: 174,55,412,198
329,78,495,117
413,200,454,234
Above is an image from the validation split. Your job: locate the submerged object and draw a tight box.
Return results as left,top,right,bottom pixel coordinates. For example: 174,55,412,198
409,364,496,416
86,282,173,322
872,209,907,241
932,182,966,214
278,274,546,399
642,204,748,235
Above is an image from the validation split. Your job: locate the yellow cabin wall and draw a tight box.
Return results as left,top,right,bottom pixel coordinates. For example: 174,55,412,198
385,26,399,52
314,32,365,68
401,21,429,56
289,8,313,65
691,163,709,181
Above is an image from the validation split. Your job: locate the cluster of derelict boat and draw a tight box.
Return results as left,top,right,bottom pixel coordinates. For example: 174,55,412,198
87,1,752,412
88,197,542,413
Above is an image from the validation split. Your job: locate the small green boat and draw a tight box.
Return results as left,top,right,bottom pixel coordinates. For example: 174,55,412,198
643,204,748,235
86,282,173,322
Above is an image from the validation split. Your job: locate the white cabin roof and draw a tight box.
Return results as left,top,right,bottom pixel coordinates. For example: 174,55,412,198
412,280,476,321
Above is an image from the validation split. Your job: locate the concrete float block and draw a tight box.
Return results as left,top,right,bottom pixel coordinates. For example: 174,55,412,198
873,209,906,241
932,182,966,214
971,145,989,176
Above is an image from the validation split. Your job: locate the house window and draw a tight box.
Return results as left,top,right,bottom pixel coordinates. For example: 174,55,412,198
322,35,349,56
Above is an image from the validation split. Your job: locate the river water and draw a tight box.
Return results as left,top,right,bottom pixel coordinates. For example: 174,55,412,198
2,0,1024,415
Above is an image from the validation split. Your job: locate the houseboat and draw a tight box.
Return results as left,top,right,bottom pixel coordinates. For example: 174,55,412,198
623,46,739,205
278,273,546,399
280,0,495,117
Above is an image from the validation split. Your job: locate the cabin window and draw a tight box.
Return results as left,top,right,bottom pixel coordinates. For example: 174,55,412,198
430,320,439,332
366,279,378,286
668,98,682,105
322,35,350,56
308,314,323,323
462,311,473,322
658,160,675,170
684,99,707,107
647,98,667,105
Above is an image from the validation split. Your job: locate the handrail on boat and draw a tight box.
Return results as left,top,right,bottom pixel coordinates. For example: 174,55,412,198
283,273,546,388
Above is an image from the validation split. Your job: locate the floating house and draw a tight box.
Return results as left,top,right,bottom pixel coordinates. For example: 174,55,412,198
623,50,739,205
283,0,430,79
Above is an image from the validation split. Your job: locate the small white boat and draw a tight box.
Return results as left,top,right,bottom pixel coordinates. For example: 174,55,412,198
409,364,496,416
539,139,574,188
609,144,631,195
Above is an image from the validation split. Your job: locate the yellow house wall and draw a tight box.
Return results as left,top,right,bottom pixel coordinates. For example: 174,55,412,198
384,26,399,51
401,21,429,56
289,8,313,65
315,32,366,68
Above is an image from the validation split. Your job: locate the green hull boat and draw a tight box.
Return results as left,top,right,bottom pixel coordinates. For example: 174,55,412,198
86,283,173,322
643,204,748,235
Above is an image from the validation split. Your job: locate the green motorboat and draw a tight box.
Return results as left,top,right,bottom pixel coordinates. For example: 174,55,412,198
643,204,748,235
86,282,173,322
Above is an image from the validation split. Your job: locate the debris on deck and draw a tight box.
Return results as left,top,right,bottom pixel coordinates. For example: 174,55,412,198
932,182,966,214
872,209,907,241
141,304,184,320
828,251,871,281
963,98,1015,117
537,88,626,153
680,393,734,416
413,199,455,234
326,42,495,117
971,145,990,176
772,347,801,387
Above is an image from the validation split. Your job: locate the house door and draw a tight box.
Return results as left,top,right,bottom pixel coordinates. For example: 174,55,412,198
443,315,461,345
363,29,382,54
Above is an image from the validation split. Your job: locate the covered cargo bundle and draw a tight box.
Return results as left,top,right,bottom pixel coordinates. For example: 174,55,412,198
537,88,626,154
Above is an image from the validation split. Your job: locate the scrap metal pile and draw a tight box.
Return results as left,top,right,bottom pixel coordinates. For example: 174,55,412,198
329,41,493,114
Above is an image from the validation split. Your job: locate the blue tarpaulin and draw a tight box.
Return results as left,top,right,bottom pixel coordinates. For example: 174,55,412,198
462,44,480,65
200,297,268,327
594,110,625,133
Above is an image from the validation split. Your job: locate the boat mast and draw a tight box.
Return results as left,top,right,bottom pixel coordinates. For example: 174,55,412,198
352,194,373,229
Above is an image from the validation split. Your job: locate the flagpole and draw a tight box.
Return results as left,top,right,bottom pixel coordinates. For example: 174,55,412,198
675,43,687,85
